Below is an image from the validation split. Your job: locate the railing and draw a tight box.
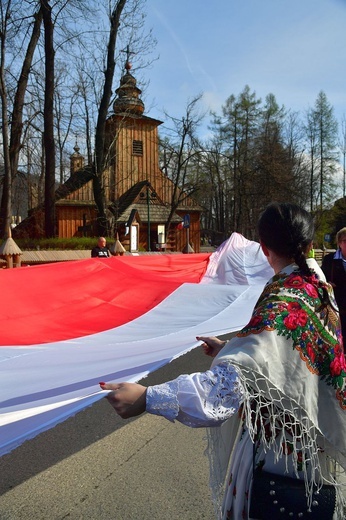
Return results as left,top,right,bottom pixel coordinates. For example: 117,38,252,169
314,249,335,266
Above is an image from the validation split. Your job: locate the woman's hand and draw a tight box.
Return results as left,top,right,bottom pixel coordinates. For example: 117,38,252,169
99,382,147,419
196,336,227,358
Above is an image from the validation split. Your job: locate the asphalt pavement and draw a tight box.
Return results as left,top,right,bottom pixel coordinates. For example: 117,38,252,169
0,346,219,520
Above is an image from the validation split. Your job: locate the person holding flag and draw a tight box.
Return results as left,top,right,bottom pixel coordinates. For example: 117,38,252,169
101,203,346,519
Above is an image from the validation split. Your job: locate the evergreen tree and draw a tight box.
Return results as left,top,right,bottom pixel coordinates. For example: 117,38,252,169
305,91,339,212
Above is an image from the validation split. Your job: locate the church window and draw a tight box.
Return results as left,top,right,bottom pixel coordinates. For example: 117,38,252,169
132,140,143,156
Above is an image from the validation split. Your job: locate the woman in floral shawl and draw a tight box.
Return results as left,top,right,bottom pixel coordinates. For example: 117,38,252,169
100,203,346,519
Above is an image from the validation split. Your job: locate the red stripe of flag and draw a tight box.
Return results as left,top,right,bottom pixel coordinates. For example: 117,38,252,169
0,253,211,346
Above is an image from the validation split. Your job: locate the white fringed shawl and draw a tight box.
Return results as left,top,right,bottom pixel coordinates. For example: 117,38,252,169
207,265,346,518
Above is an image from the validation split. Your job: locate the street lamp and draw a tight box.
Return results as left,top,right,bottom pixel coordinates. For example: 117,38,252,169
141,182,156,251
147,183,151,251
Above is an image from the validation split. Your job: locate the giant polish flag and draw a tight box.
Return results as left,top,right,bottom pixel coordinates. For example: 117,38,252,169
0,233,273,456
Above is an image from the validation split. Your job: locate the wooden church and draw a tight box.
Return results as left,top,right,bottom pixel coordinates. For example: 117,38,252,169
14,58,202,253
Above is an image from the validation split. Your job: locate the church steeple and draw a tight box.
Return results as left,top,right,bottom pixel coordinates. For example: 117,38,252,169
70,141,84,174
113,45,145,116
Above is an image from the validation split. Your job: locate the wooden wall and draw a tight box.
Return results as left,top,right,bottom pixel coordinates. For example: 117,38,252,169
63,181,94,203
109,115,200,210
56,205,97,238
175,211,200,253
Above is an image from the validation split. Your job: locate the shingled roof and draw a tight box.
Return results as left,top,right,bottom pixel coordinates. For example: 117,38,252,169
55,165,94,201
118,203,182,224
0,236,22,257
112,180,183,224
115,180,150,215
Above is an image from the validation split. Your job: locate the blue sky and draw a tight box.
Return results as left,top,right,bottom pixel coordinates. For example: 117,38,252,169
140,0,346,139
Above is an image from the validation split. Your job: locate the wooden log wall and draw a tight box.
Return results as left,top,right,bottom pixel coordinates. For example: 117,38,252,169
56,205,97,238
175,211,200,253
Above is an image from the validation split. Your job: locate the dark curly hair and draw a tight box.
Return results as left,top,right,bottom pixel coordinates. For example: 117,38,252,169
257,203,314,276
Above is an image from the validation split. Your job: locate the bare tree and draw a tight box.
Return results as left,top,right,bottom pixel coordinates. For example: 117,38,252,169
54,61,80,183
40,0,56,237
0,0,43,237
0,0,12,237
93,0,127,236
197,121,233,236
159,95,205,235
282,111,310,208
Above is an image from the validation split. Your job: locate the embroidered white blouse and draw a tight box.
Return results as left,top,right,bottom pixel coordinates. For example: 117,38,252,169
146,362,254,519
146,361,244,427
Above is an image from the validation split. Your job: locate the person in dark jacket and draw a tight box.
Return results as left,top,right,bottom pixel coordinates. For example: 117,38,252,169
322,227,346,345
91,237,111,258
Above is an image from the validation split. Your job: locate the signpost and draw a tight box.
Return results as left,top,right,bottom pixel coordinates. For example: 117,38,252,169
183,214,190,228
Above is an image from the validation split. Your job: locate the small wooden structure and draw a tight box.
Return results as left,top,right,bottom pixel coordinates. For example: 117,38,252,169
109,233,126,256
0,229,23,268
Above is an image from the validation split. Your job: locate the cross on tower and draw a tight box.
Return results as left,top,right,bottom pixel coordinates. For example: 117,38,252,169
121,44,135,69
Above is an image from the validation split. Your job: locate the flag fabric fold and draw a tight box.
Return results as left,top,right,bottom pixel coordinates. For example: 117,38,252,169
0,233,273,456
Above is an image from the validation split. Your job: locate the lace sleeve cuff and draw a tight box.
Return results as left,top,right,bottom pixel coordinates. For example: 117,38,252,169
146,362,244,426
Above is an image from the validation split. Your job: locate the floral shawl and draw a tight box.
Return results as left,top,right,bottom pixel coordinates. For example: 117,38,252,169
208,264,346,518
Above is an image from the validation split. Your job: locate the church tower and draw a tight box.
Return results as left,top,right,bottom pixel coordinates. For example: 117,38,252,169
113,48,145,117
104,51,163,203
70,142,84,174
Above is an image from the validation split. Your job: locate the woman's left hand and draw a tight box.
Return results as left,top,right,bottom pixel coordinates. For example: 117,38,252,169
197,336,226,357
99,382,147,419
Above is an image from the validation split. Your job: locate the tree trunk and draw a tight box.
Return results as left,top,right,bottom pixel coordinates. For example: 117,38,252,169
41,0,56,237
1,4,43,238
10,8,43,185
93,0,127,236
0,2,12,238
0,78,11,238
